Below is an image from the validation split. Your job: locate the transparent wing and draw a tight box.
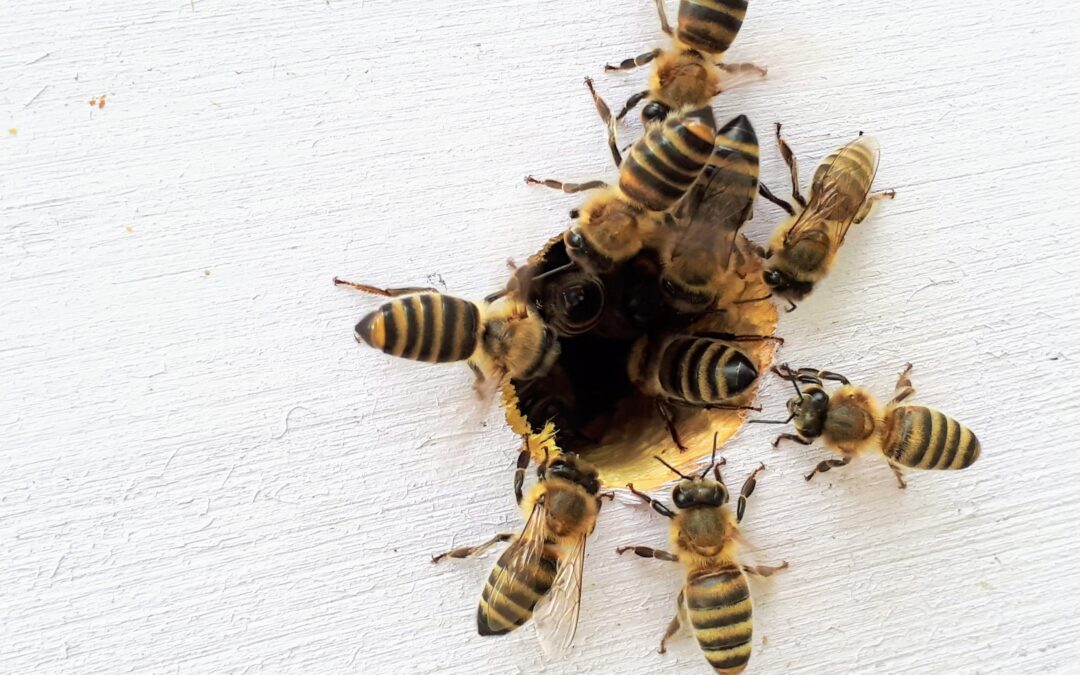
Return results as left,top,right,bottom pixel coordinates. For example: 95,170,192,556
784,135,881,250
532,532,587,660
485,497,552,627
675,163,753,271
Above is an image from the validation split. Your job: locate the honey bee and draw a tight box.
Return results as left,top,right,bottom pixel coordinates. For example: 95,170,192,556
627,331,775,449
433,447,611,658
527,88,716,274
334,279,560,383
617,438,787,673
605,0,767,129
758,125,896,310
763,363,981,488
660,113,761,314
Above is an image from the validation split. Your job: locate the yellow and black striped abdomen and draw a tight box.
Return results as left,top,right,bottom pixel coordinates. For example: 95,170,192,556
708,113,760,203
658,336,758,405
477,541,559,636
620,106,717,212
686,567,753,673
355,293,480,363
882,405,981,470
677,0,748,55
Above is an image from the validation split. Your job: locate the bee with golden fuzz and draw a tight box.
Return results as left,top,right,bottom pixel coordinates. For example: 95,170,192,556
605,0,766,129
628,331,774,449
660,113,761,314
527,87,717,275
617,440,787,673
333,279,560,382
433,448,610,657
757,125,896,310
764,363,981,488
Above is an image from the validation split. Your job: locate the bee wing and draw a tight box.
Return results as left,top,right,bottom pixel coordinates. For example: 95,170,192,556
487,494,552,602
783,135,881,251
531,531,587,660
674,166,752,271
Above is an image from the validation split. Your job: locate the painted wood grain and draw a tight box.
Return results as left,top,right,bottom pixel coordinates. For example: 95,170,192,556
2,0,1079,673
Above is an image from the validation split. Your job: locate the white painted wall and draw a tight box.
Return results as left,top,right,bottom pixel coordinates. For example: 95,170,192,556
3,1,1079,673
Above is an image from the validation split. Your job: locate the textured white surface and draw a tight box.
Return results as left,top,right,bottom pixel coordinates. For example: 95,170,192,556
3,0,1080,673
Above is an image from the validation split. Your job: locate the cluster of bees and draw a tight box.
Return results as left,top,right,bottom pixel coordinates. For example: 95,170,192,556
336,1,981,671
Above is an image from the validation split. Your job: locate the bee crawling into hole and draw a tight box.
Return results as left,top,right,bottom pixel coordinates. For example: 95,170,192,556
617,434,787,673
755,363,981,488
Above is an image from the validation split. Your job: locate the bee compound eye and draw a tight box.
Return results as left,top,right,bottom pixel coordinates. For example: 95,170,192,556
566,230,585,250
641,101,670,124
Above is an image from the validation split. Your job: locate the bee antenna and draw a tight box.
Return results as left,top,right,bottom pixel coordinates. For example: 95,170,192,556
701,431,720,478
654,455,691,480
529,261,577,284
748,412,796,425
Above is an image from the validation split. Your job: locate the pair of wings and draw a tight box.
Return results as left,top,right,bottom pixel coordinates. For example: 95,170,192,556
489,498,587,660
672,155,755,273
783,135,882,252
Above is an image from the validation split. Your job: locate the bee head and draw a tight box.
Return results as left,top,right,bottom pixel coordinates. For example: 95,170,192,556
656,434,728,510
564,225,615,274
787,387,831,439
660,275,715,315
545,453,601,496
763,267,814,300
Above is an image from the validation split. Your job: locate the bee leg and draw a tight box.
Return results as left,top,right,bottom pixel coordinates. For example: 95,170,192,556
615,90,650,123
604,47,662,73
653,0,674,36
514,437,531,505
655,400,689,452
797,368,850,386
432,532,514,563
774,123,807,208
736,462,767,523
886,461,908,489
889,362,916,406
524,176,608,194
742,561,789,578
772,433,811,449
713,62,768,94
853,189,897,224
615,546,679,561
758,183,796,216
694,331,784,345
626,483,676,518
804,456,852,482
583,77,622,168
332,278,439,296
658,589,687,654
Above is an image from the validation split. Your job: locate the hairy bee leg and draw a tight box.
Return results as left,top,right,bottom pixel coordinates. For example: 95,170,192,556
889,362,916,406
524,176,608,194
604,47,662,72
888,461,908,490
713,62,768,94
772,433,811,448
804,456,852,482
736,463,767,523
659,589,687,654
694,331,784,345
616,90,650,122
514,437,531,505
703,403,762,413
853,189,897,224
432,533,514,563
584,77,622,167
615,546,679,561
742,561,789,578
759,183,796,216
653,0,674,35
627,483,676,518
332,278,439,297
656,400,689,452
774,123,807,208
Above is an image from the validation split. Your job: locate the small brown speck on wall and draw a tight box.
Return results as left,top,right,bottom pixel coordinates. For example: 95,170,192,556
89,95,107,109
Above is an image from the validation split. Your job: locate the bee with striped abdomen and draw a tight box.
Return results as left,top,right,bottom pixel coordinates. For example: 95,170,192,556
627,331,776,449
758,125,896,310
433,448,610,658
617,439,787,673
334,279,560,384
660,113,761,315
527,88,717,274
605,0,766,130
764,363,981,488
